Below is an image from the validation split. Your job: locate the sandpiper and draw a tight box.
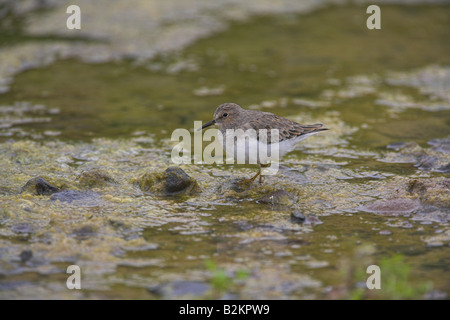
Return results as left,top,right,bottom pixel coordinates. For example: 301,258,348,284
200,103,328,184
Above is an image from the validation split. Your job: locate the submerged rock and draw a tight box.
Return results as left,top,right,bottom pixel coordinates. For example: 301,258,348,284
72,225,97,240
78,169,116,187
134,166,200,196
50,190,100,206
290,210,305,223
20,177,60,195
257,190,296,206
407,178,450,209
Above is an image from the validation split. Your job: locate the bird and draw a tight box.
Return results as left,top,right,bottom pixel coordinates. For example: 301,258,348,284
200,102,328,185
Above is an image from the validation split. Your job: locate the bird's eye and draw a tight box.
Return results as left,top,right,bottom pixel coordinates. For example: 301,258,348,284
222,113,229,118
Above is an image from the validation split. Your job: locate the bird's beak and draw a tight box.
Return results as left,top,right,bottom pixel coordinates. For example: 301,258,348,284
199,119,216,131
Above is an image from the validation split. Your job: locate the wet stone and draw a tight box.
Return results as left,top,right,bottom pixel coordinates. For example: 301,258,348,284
257,190,296,206
20,177,60,195
72,225,96,241
407,178,450,209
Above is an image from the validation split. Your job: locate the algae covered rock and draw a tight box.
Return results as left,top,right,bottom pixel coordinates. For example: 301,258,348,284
134,166,200,196
383,137,450,173
20,177,60,195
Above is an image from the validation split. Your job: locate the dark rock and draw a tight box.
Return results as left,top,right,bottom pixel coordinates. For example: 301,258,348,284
19,250,33,263
78,169,116,187
257,190,296,206
290,210,305,223
20,177,60,195
11,223,33,234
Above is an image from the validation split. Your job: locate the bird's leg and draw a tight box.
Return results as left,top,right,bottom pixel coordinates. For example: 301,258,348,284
258,163,270,184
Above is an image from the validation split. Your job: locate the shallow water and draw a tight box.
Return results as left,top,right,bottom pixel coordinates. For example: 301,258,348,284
0,2,449,299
